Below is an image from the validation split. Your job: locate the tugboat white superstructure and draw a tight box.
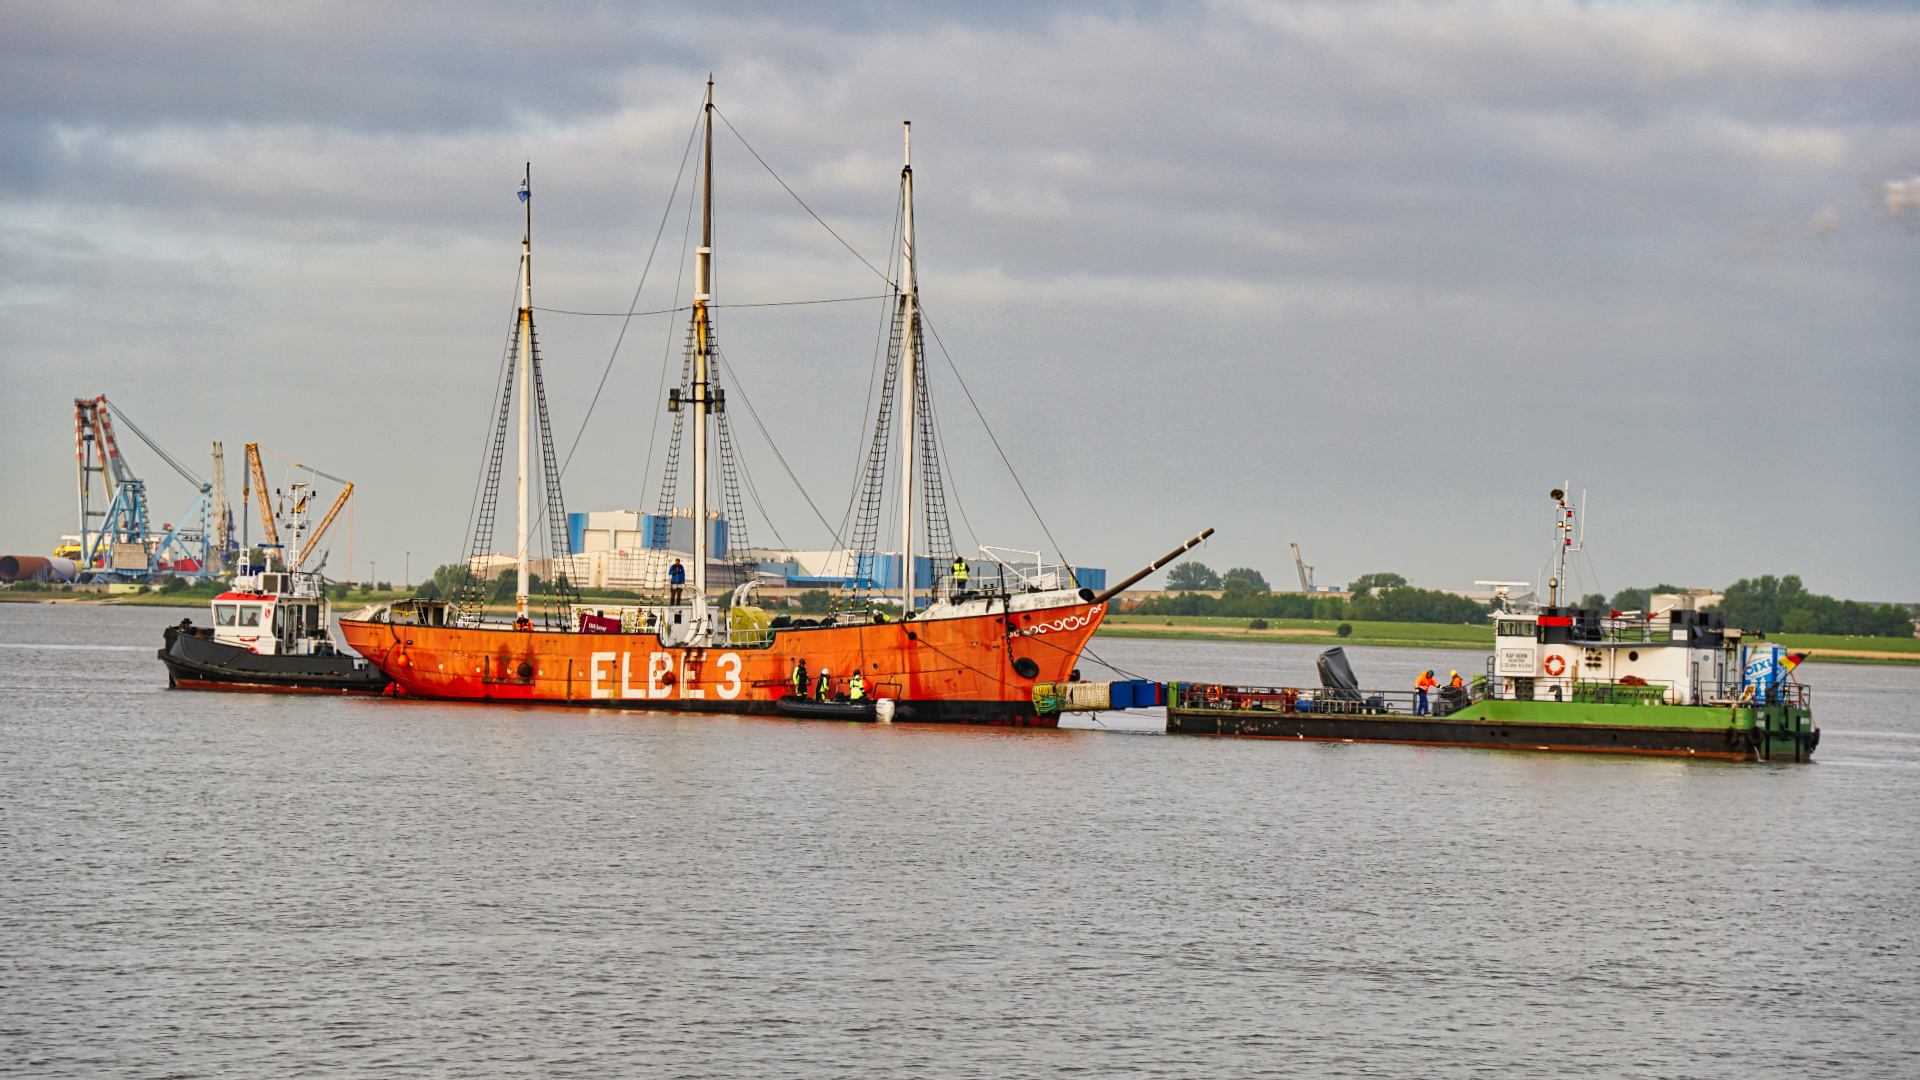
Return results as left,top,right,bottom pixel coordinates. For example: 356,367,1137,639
159,447,387,694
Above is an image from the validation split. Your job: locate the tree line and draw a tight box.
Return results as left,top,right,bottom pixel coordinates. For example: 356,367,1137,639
1577,578,1911,637
1141,562,1485,624
1145,562,1915,636
1715,575,1909,637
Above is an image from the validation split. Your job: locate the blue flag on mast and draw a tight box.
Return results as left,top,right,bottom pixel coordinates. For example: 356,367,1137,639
518,169,529,203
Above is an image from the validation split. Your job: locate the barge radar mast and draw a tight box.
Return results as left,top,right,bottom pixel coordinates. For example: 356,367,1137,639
516,162,533,622
899,120,917,617
1546,484,1583,607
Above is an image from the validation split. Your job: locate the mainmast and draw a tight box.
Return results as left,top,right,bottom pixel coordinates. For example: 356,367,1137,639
899,121,917,616
515,163,533,622
690,77,715,632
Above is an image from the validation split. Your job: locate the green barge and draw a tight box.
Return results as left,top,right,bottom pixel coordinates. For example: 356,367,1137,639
1163,490,1818,761
1164,679,1816,761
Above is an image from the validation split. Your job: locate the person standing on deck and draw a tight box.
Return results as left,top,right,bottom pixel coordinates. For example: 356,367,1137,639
1415,670,1436,715
668,559,685,605
815,667,832,701
791,658,809,699
1449,670,1464,691
951,556,969,595
848,670,866,701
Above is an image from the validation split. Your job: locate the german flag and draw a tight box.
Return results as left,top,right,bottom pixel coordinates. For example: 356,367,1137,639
1781,651,1810,672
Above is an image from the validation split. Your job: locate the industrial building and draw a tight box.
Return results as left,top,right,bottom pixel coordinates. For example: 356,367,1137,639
561,508,1104,600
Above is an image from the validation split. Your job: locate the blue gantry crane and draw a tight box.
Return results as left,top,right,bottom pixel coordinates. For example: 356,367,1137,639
73,395,226,584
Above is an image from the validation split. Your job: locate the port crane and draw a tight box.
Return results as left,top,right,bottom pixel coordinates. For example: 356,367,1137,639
1291,543,1315,592
72,396,224,584
241,442,353,578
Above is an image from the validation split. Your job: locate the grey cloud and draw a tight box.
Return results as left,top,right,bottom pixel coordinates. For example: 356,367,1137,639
3,0,1917,598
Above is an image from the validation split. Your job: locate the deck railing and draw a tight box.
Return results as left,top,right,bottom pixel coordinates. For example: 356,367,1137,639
1174,676,1810,716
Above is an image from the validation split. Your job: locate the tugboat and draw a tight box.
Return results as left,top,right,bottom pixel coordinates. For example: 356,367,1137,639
159,448,387,695
1163,489,1818,761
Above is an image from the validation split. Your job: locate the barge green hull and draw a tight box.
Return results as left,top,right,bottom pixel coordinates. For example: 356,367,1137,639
1165,698,1817,761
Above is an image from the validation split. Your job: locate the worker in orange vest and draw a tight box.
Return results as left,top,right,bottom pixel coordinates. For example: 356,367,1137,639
1415,670,1437,715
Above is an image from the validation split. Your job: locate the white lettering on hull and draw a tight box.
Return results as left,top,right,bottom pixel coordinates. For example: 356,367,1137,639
576,650,752,705
648,652,673,699
621,652,644,699
589,652,615,698
680,653,704,699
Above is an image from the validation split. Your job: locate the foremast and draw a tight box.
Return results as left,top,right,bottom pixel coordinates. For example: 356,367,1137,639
515,163,534,622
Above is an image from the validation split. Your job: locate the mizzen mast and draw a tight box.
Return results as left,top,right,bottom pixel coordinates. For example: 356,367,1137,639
898,120,918,617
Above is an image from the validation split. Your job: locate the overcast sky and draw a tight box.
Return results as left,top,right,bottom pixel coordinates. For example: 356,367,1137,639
3,0,1916,600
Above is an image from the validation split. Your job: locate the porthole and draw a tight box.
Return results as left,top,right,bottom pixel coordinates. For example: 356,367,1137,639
1628,651,1639,661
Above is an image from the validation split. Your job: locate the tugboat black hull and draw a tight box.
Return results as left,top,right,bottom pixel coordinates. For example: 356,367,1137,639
160,625,390,695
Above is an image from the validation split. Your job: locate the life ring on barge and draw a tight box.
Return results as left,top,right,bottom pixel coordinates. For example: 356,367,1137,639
1543,655,1566,677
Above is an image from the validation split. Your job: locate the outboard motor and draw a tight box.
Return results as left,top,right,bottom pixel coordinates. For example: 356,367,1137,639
1318,647,1365,710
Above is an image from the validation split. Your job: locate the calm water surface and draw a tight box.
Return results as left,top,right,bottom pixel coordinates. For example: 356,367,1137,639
3,603,1916,1077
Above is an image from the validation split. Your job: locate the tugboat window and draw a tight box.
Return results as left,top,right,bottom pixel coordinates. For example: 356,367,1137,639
238,605,262,627
214,604,237,626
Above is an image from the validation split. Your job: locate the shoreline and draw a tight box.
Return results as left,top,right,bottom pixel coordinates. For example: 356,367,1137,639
1094,626,1492,651
1095,626,1919,665
9,593,1914,665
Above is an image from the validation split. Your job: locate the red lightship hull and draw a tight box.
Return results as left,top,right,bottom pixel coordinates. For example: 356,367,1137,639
339,601,1106,725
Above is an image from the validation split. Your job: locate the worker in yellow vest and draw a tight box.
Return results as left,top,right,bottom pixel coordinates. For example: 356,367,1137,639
791,658,809,698
951,555,969,593
848,671,866,701
815,667,832,701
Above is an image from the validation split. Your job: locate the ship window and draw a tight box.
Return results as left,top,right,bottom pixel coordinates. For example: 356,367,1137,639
1497,621,1530,637
238,605,262,627
215,604,237,626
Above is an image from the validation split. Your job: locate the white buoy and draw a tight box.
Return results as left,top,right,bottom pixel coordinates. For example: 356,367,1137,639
875,698,896,723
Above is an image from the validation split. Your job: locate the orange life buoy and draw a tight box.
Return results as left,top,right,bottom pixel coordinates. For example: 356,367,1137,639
1543,654,1566,677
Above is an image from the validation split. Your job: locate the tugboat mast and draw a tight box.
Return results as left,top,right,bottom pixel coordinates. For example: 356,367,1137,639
691,76,715,638
899,121,917,617
516,162,533,622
